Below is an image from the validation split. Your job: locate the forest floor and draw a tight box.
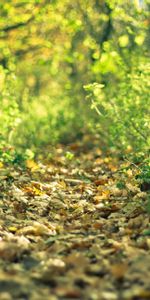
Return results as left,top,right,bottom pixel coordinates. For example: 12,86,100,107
0,138,150,300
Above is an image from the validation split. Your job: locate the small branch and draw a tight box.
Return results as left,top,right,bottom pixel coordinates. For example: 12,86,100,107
130,120,148,141
52,176,89,184
123,157,142,172
0,17,34,33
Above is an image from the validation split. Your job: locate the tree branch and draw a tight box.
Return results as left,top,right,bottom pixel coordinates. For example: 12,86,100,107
0,16,34,33
77,1,113,48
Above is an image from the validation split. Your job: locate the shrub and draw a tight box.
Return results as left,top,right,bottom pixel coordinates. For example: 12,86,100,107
84,61,150,154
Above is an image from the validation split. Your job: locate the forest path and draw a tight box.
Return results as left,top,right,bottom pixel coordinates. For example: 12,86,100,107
0,140,150,300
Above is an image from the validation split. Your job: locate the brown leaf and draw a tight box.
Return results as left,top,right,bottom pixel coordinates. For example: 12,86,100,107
110,263,128,279
94,176,109,186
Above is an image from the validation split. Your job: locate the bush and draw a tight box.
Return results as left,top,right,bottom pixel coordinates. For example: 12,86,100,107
0,67,22,162
84,61,150,154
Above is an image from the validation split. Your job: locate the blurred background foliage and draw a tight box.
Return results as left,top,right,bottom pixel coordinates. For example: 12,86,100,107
0,0,149,162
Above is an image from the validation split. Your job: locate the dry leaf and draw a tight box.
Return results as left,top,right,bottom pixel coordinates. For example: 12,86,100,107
17,221,56,236
110,263,128,279
26,160,39,171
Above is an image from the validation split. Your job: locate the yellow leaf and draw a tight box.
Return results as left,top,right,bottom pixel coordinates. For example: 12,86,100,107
17,221,56,236
58,180,67,189
0,162,4,168
94,189,110,203
26,160,39,171
23,185,44,196
8,226,17,233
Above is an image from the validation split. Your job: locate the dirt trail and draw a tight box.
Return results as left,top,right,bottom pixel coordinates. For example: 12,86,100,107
0,142,150,300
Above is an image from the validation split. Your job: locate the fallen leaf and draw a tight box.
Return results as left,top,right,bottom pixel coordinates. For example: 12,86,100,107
26,160,39,171
110,263,128,279
17,221,56,236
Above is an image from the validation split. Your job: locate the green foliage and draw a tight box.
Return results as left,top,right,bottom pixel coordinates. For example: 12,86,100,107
0,68,20,144
145,195,150,215
116,181,126,190
137,166,150,184
84,61,150,152
136,163,150,197
65,151,74,160
0,0,149,162
0,67,21,162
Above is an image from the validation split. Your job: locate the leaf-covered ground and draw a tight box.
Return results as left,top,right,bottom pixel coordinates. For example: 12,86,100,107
0,139,150,300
